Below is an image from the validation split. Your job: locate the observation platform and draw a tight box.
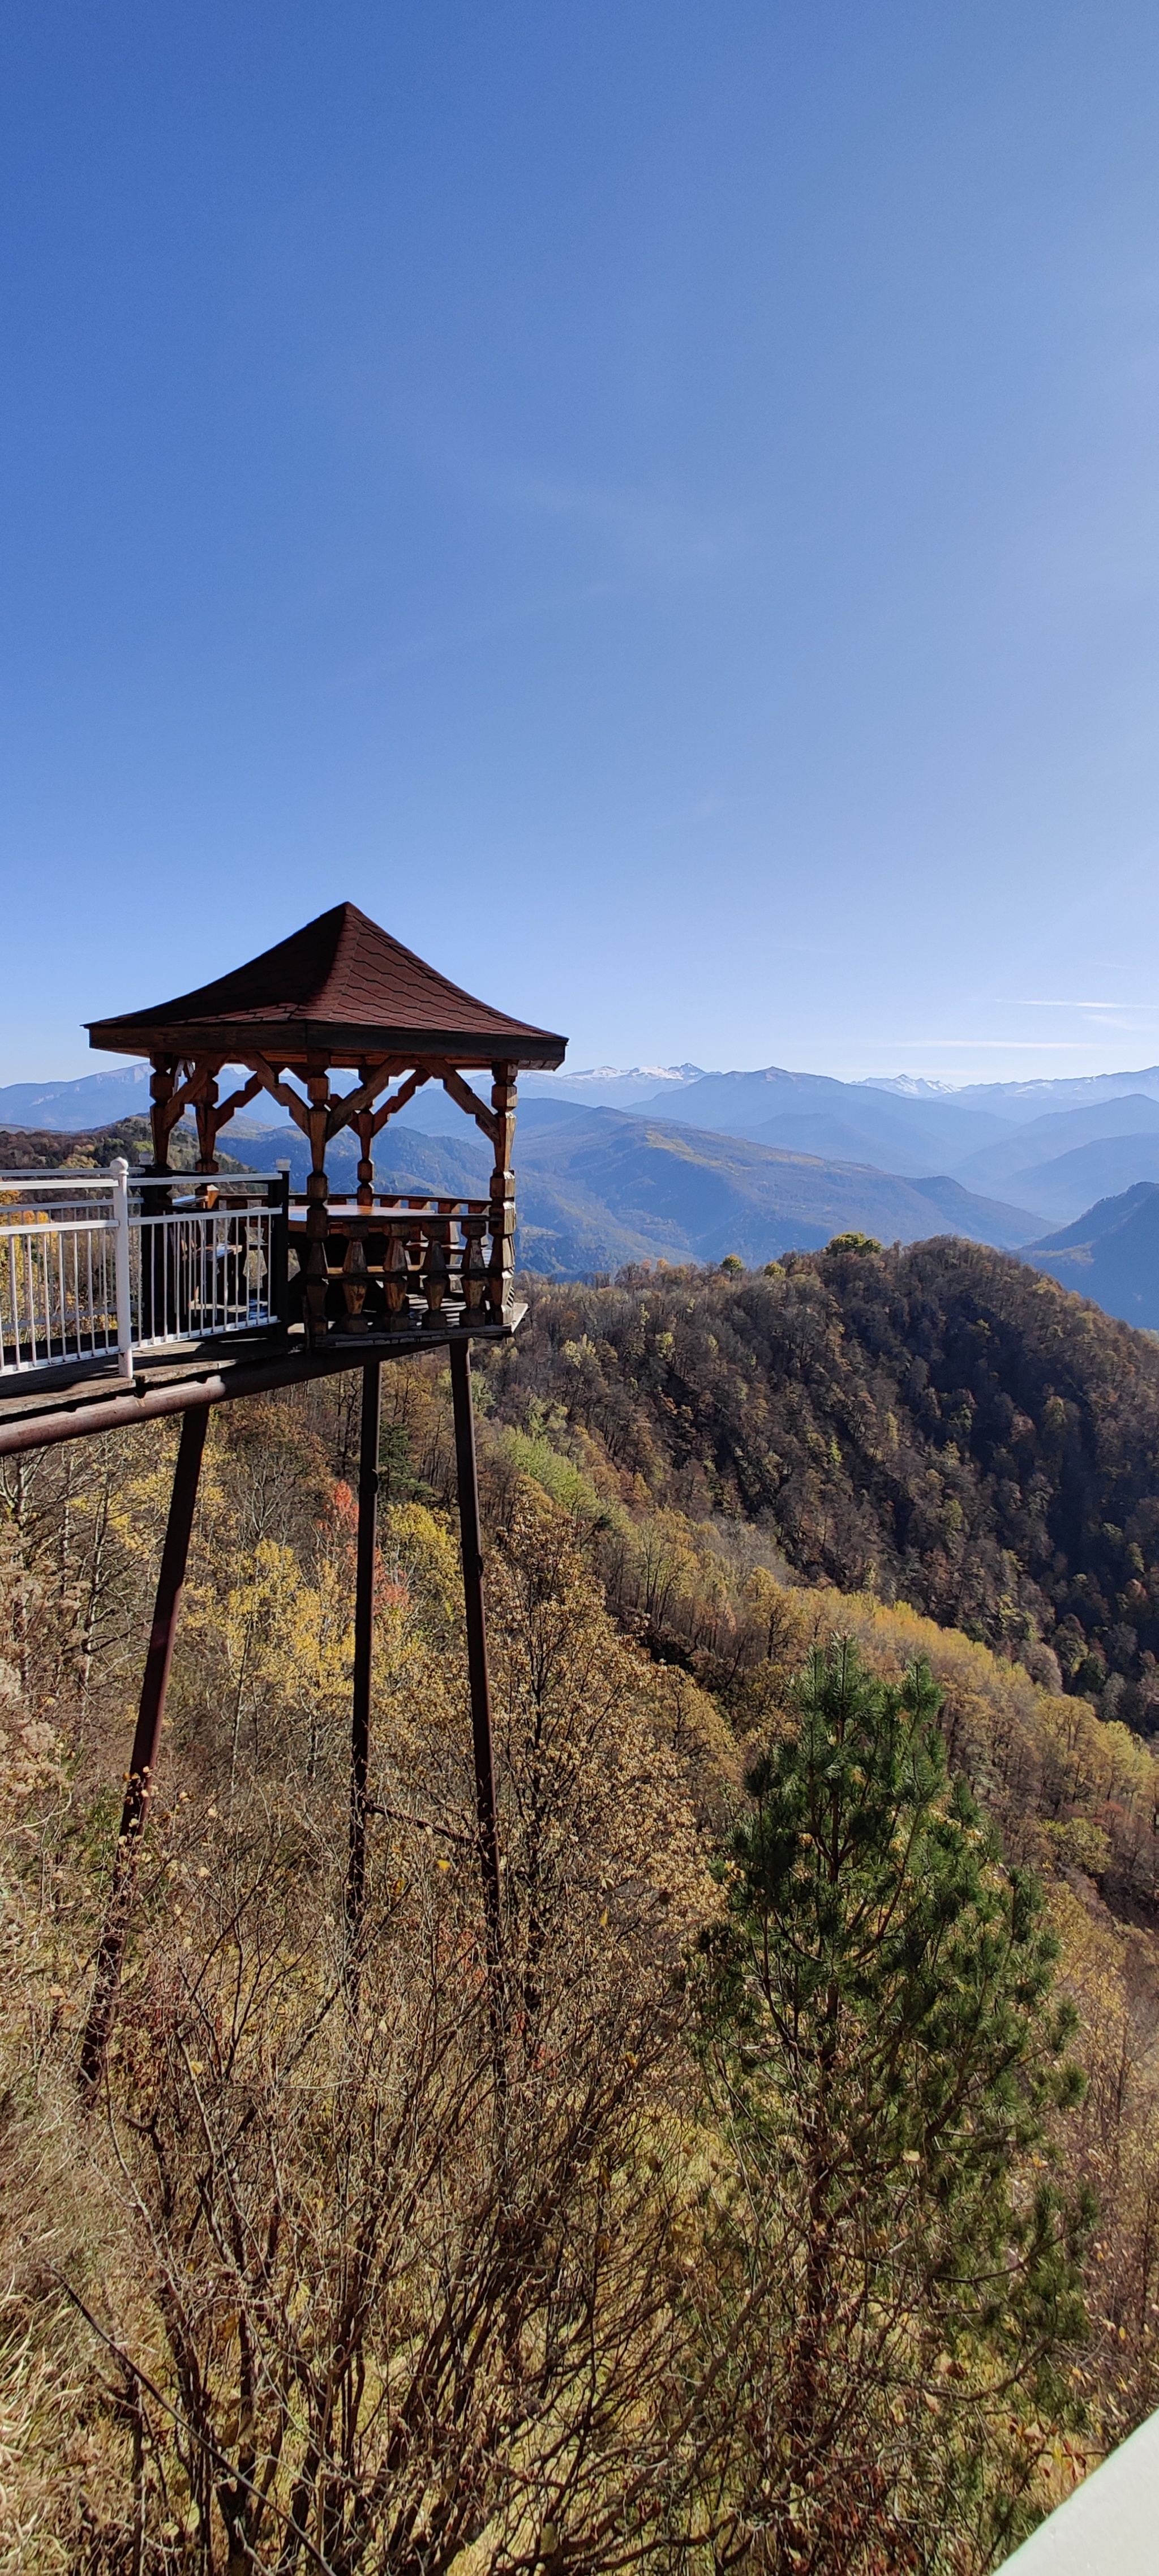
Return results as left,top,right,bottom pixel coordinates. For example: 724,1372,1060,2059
3,900,564,1418
0,1304,527,1457
8,899,563,2086
0,1161,525,1456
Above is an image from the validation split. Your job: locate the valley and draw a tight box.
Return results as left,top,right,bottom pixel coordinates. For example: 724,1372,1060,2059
11,1049,1159,1326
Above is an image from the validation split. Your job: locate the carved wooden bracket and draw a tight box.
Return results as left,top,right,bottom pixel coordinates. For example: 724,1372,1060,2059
367,1067,431,1136
325,1059,408,1142
247,1055,315,1137
211,1069,265,1132
151,1047,506,1176
432,1063,499,1146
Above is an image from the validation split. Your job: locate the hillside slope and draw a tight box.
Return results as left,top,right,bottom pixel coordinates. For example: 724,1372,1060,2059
952,1094,1159,1196
1008,1134,1159,1225
491,1238,1159,1724
0,1118,246,1173
1026,1183,1159,1329
512,1110,1037,1266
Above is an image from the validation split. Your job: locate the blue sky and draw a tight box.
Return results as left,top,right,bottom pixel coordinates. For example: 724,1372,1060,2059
4,2,1159,1086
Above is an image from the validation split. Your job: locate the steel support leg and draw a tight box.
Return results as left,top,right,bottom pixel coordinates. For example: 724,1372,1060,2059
80,1406,208,2091
449,1340,503,1974
345,1360,381,1949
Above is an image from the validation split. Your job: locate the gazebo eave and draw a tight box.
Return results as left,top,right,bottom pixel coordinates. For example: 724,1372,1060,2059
86,1018,568,1071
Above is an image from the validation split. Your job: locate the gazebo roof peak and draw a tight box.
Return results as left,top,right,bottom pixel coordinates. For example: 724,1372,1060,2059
86,900,567,1069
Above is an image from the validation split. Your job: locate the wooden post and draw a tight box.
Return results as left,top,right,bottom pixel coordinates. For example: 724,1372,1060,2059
355,1102,375,1210
148,1056,176,1173
346,1359,380,1950
80,1406,208,2091
269,1166,290,1332
449,1339,503,1972
143,1055,178,1342
487,1061,517,1323
194,1064,221,1175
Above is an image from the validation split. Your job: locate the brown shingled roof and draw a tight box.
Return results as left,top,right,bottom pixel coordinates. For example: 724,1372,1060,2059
86,902,567,1069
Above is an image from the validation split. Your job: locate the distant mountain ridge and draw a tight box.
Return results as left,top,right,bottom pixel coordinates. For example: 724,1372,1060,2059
1024,1183,1159,1331
224,1103,1037,1274
0,1059,714,1135
520,1061,709,1108
10,1053,1159,1141
14,1058,1159,1306
896,1066,1159,1118
0,1063,287,1129
633,1068,1011,1165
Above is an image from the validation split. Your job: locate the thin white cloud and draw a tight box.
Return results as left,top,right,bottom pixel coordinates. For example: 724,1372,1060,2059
1008,998,1159,1011
494,465,742,579
868,1038,1126,1051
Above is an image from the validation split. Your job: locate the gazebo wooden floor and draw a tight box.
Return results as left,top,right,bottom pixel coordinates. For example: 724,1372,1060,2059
0,1310,526,1456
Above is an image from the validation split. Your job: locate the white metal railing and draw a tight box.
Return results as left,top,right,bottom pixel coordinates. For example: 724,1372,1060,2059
0,1162,284,1380
0,1164,129,1379
134,1193,277,1351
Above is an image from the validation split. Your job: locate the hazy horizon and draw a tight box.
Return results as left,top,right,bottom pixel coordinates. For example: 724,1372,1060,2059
11,1048,1159,1105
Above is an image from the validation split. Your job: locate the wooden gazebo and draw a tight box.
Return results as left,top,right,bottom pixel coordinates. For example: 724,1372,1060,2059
87,898,566,1341
1,902,566,2082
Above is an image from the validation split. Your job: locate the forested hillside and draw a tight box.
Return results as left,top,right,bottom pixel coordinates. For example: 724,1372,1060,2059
0,1119,244,1174
0,1367,1151,2569
11,1251,1159,2566
490,1239,1159,1730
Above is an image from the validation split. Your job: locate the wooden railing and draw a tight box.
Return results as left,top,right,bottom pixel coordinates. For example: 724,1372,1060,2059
0,1169,514,1383
287,1194,503,1333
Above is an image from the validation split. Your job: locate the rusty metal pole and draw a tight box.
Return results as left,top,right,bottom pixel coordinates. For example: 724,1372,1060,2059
448,1339,503,1975
80,1405,208,2091
345,1359,381,1952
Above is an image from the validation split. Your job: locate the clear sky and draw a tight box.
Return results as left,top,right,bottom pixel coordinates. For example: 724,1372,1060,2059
4,2,1159,1086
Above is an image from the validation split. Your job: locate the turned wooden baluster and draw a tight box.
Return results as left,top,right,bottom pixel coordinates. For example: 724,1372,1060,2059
406,1200,427,1295
422,1216,450,1328
461,1210,488,1323
487,1062,517,1323
381,1222,410,1329
341,1231,371,1330
303,1063,331,1346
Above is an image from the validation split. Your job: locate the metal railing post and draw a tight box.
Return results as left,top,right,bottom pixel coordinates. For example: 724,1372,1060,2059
111,1158,134,1380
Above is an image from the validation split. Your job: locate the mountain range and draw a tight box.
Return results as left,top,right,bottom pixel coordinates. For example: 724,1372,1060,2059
121,1102,1042,1272
11,1056,1159,1321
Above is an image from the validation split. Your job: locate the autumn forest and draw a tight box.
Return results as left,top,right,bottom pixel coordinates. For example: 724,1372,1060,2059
7,1240,1159,2570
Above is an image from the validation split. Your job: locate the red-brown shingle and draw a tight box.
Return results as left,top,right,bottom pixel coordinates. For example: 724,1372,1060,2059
87,902,566,1068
